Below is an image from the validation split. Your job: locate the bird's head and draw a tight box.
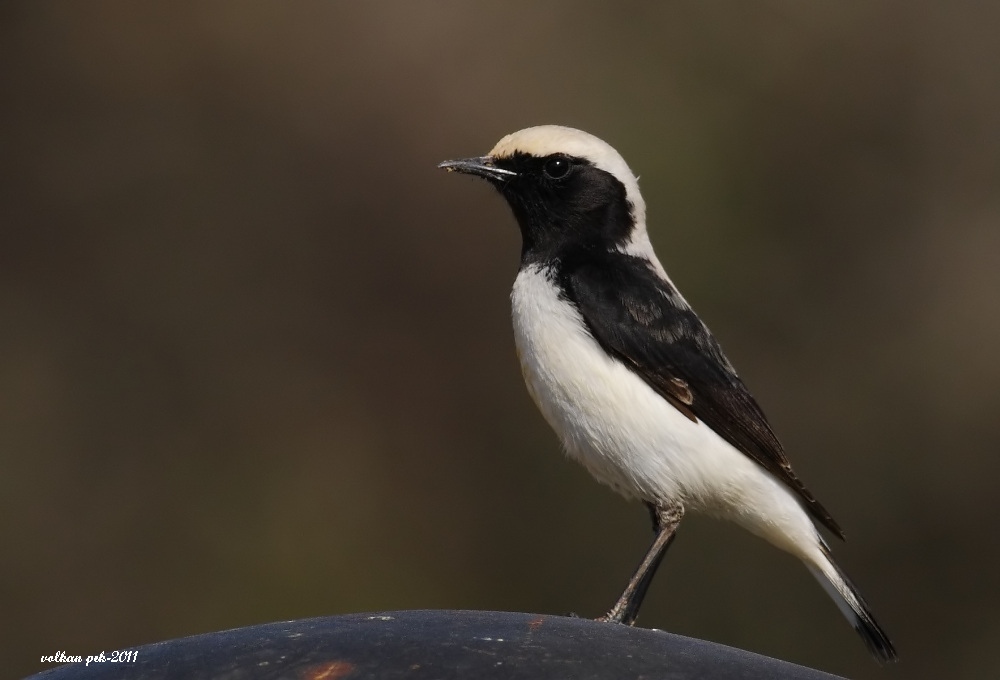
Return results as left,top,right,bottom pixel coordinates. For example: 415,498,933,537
439,125,650,261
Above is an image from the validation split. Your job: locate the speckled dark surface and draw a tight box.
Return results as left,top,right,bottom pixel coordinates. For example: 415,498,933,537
26,610,845,680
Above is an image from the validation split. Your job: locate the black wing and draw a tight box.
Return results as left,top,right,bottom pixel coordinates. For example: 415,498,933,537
561,255,845,540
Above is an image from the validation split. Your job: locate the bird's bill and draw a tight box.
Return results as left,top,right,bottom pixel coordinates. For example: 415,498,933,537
437,156,517,181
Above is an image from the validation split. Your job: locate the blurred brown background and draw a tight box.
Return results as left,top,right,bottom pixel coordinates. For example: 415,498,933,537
2,2,998,678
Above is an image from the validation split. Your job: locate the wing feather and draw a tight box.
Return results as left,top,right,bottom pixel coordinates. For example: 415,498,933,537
561,255,845,539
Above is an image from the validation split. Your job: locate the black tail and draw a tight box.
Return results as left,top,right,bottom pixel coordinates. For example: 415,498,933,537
807,549,898,663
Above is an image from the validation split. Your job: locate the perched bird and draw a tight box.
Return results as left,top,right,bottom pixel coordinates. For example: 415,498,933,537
438,125,896,662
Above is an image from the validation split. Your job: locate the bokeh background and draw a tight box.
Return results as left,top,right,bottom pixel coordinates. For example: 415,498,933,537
2,2,998,678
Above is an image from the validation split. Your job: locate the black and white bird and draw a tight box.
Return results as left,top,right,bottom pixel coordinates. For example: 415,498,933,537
438,125,896,662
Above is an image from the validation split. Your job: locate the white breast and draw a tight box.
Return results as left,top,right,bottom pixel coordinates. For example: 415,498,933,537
510,264,820,558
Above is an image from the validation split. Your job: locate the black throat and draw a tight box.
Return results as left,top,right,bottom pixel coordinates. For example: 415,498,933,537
488,153,638,268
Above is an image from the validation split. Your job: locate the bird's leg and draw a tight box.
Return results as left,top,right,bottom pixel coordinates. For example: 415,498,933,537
598,500,684,626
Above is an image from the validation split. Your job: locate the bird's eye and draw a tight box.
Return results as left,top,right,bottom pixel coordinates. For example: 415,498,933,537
543,156,571,180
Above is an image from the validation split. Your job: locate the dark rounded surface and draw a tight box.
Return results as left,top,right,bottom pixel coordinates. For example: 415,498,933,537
26,610,845,680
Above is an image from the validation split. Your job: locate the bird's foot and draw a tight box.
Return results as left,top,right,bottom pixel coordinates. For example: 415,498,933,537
595,607,636,626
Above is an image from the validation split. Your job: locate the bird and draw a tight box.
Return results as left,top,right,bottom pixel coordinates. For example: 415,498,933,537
438,125,897,663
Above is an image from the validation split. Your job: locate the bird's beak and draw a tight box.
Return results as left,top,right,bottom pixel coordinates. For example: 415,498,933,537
437,156,517,182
